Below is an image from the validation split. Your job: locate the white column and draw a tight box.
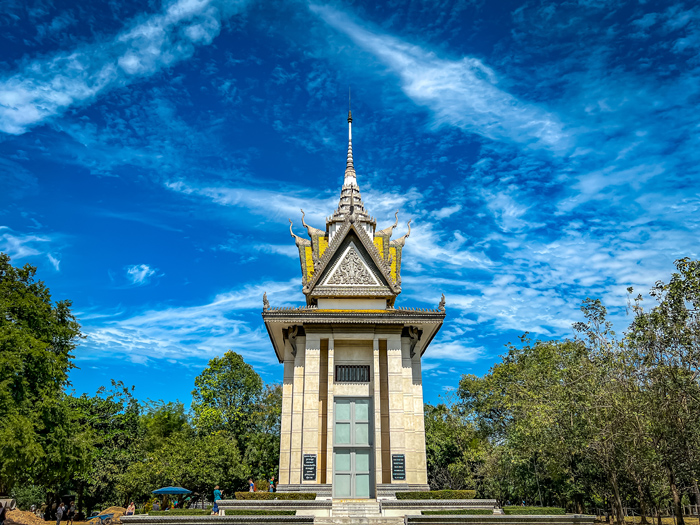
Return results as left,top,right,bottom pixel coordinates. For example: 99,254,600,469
401,336,417,484
412,353,428,485
386,334,407,484
302,334,321,484
373,337,383,488
325,337,335,484
278,339,295,484
290,336,306,484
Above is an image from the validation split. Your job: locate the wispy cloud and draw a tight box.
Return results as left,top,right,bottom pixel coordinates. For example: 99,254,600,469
125,264,158,286
0,226,52,259
311,4,570,152
47,253,60,271
81,279,300,364
0,0,251,134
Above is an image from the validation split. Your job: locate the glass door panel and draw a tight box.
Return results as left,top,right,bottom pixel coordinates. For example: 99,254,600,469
355,474,370,499
333,398,373,498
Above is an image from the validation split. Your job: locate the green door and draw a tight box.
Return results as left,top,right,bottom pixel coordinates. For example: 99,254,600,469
333,398,372,498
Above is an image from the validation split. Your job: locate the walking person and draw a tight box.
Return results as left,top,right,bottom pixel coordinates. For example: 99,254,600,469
248,478,255,492
67,502,76,525
56,503,65,525
212,485,223,515
268,476,276,493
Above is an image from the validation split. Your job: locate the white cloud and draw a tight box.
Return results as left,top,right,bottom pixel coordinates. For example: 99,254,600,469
423,341,485,362
311,4,570,152
47,253,61,271
125,264,158,285
81,279,300,364
0,0,251,134
0,226,52,259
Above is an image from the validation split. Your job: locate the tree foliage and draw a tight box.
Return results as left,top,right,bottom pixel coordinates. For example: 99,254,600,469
436,259,700,524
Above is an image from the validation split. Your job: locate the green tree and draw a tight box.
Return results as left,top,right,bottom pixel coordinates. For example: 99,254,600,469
70,381,143,513
191,351,264,438
0,253,84,494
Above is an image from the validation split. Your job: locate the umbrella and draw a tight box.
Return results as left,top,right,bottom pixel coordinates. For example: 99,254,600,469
151,487,192,495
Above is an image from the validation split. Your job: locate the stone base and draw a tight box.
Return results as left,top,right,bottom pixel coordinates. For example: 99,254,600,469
404,515,596,525
315,519,403,525
275,484,332,498
376,484,431,499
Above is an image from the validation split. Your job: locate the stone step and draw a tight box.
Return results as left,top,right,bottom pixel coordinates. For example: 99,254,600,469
315,518,404,525
331,500,382,518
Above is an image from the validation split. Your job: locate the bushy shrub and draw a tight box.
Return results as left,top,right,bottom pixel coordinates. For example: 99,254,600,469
396,490,477,500
423,509,492,515
503,507,566,515
149,510,294,516
11,484,45,510
233,492,316,500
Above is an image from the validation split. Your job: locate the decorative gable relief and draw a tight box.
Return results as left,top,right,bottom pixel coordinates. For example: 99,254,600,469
322,242,381,287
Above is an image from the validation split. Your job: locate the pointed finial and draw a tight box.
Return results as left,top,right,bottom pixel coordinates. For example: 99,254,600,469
348,87,352,122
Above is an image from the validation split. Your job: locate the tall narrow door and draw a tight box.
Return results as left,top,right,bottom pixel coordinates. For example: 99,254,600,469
333,398,372,498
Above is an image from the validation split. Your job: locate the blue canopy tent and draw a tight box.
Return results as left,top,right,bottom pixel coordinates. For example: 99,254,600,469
151,487,194,511
152,487,192,495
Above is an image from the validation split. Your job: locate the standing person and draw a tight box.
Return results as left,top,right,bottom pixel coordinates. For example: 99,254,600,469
248,479,255,492
126,502,135,516
67,502,76,525
268,476,276,493
212,486,222,515
56,503,65,525
0,502,7,525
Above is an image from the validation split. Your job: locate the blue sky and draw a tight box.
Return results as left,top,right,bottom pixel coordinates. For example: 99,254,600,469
1,0,699,407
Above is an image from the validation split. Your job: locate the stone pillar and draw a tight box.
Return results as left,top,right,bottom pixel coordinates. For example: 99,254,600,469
301,334,321,484
401,336,417,483
373,337,383,488
289,335,306,484
412,353,428,485
325,337,335,484
278,339,295,484
386,334,407,484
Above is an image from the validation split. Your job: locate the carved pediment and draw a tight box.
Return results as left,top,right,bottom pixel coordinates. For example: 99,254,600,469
322,242,381,287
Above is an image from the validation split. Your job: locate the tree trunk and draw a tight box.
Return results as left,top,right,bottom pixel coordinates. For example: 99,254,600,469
667,466,686,525
77,481,84,517
693,478,700,517
611,473,626,525
656,507,662,525
634,477,649,524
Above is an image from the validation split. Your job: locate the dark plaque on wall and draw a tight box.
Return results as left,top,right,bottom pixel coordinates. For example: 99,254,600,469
303,454,317,481
392,454,406,480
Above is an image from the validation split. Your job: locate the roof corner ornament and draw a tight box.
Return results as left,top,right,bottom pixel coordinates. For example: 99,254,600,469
263,292,270,312
438,293,446,313
300,209,311,236
408,325,421,358
289,219,303,245
288,325,299,357
394,219,412,246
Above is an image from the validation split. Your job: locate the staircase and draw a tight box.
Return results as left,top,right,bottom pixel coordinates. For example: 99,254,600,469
332,499,381,518
313,499,404,525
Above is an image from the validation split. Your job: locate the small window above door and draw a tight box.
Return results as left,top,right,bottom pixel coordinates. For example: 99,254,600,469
335,365,370,382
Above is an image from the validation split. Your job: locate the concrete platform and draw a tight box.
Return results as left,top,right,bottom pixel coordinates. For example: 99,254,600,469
122,516,314,525
405,515,596,525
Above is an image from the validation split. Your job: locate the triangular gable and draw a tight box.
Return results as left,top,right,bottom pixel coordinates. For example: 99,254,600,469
322,242,382,287
303,219,400,298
